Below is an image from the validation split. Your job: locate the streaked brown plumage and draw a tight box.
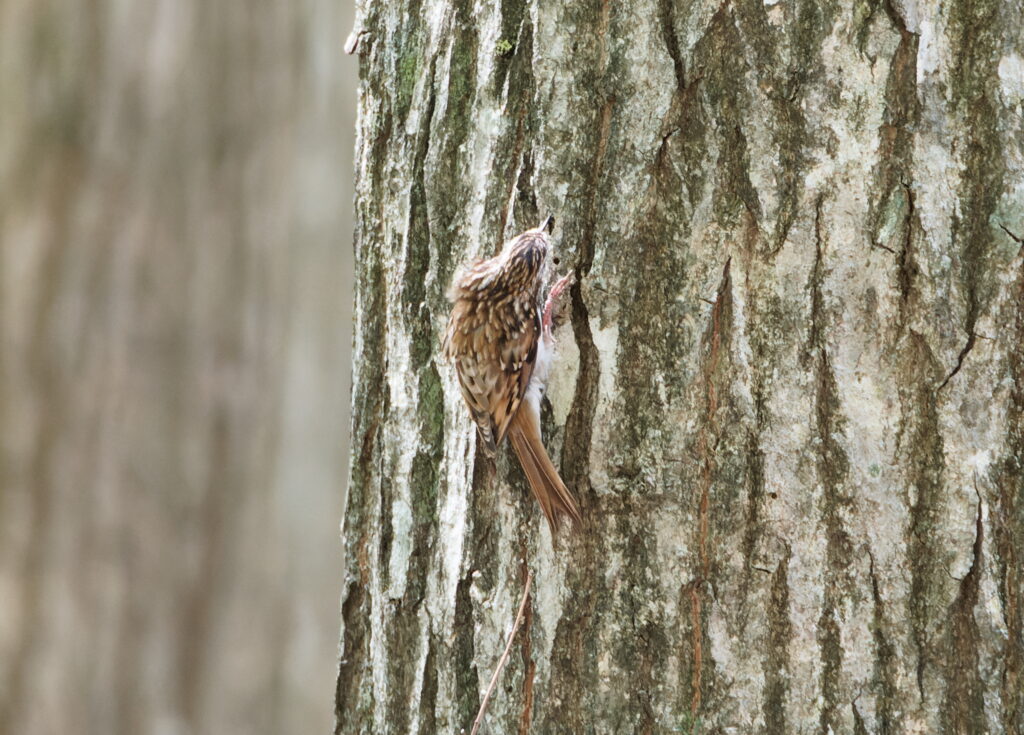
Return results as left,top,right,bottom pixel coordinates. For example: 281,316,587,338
443,221,581,532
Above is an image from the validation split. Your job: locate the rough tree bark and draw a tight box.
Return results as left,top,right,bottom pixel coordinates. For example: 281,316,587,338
338,0,1023,732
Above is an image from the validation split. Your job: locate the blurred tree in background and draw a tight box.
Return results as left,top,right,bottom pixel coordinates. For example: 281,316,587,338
0,2,355,734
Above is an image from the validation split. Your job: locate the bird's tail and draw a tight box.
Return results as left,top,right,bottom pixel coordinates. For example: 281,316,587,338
507,409,581,532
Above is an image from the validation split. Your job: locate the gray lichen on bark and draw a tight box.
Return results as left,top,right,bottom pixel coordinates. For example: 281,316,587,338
338,0,1024,732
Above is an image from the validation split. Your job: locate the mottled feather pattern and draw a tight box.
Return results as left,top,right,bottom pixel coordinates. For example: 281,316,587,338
444,226,582,531
444,232,546,455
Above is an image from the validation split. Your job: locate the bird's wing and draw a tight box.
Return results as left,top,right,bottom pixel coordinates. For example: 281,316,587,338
489,306,539,446
446,300,497,456
444,297,538,456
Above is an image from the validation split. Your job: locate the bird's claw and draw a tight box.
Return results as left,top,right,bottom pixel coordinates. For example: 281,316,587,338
543,273,575,333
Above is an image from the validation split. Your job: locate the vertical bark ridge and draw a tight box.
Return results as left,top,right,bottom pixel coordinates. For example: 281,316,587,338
416,635,439,734
453,575,481,730
763,549,793,734
994,251,1024,733
944,0,1005,389
494,0,529,94
487,10,537,244
336,543,374,730
901,333,948,704
688,259,733,721
516,560,536,735
807,196,855,733
868,553,902,734
867,0,918,254
941,491,985,732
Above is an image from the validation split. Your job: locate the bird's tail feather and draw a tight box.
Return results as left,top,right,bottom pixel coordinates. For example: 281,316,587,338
508,410,581,532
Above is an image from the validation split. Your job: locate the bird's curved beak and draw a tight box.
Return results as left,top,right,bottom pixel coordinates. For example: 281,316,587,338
538,215,555,234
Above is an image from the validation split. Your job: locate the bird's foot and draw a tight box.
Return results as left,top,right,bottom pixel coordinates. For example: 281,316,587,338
542,273,575,333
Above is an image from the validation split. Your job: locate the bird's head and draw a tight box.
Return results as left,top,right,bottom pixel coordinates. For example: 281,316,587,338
500,217,553,288
448,218,554,303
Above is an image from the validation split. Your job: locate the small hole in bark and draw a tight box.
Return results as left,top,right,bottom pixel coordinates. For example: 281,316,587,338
553,256,560,265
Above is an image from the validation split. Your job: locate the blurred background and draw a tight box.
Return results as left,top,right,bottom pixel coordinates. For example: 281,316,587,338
0,2,356,734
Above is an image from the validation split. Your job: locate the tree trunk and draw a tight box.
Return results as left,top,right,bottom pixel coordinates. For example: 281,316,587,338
338,0,1023,732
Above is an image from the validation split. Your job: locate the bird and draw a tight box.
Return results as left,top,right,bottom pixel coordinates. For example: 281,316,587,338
443,218,582,532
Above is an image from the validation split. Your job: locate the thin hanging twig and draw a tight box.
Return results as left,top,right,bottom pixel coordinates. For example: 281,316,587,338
470,571,533,735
